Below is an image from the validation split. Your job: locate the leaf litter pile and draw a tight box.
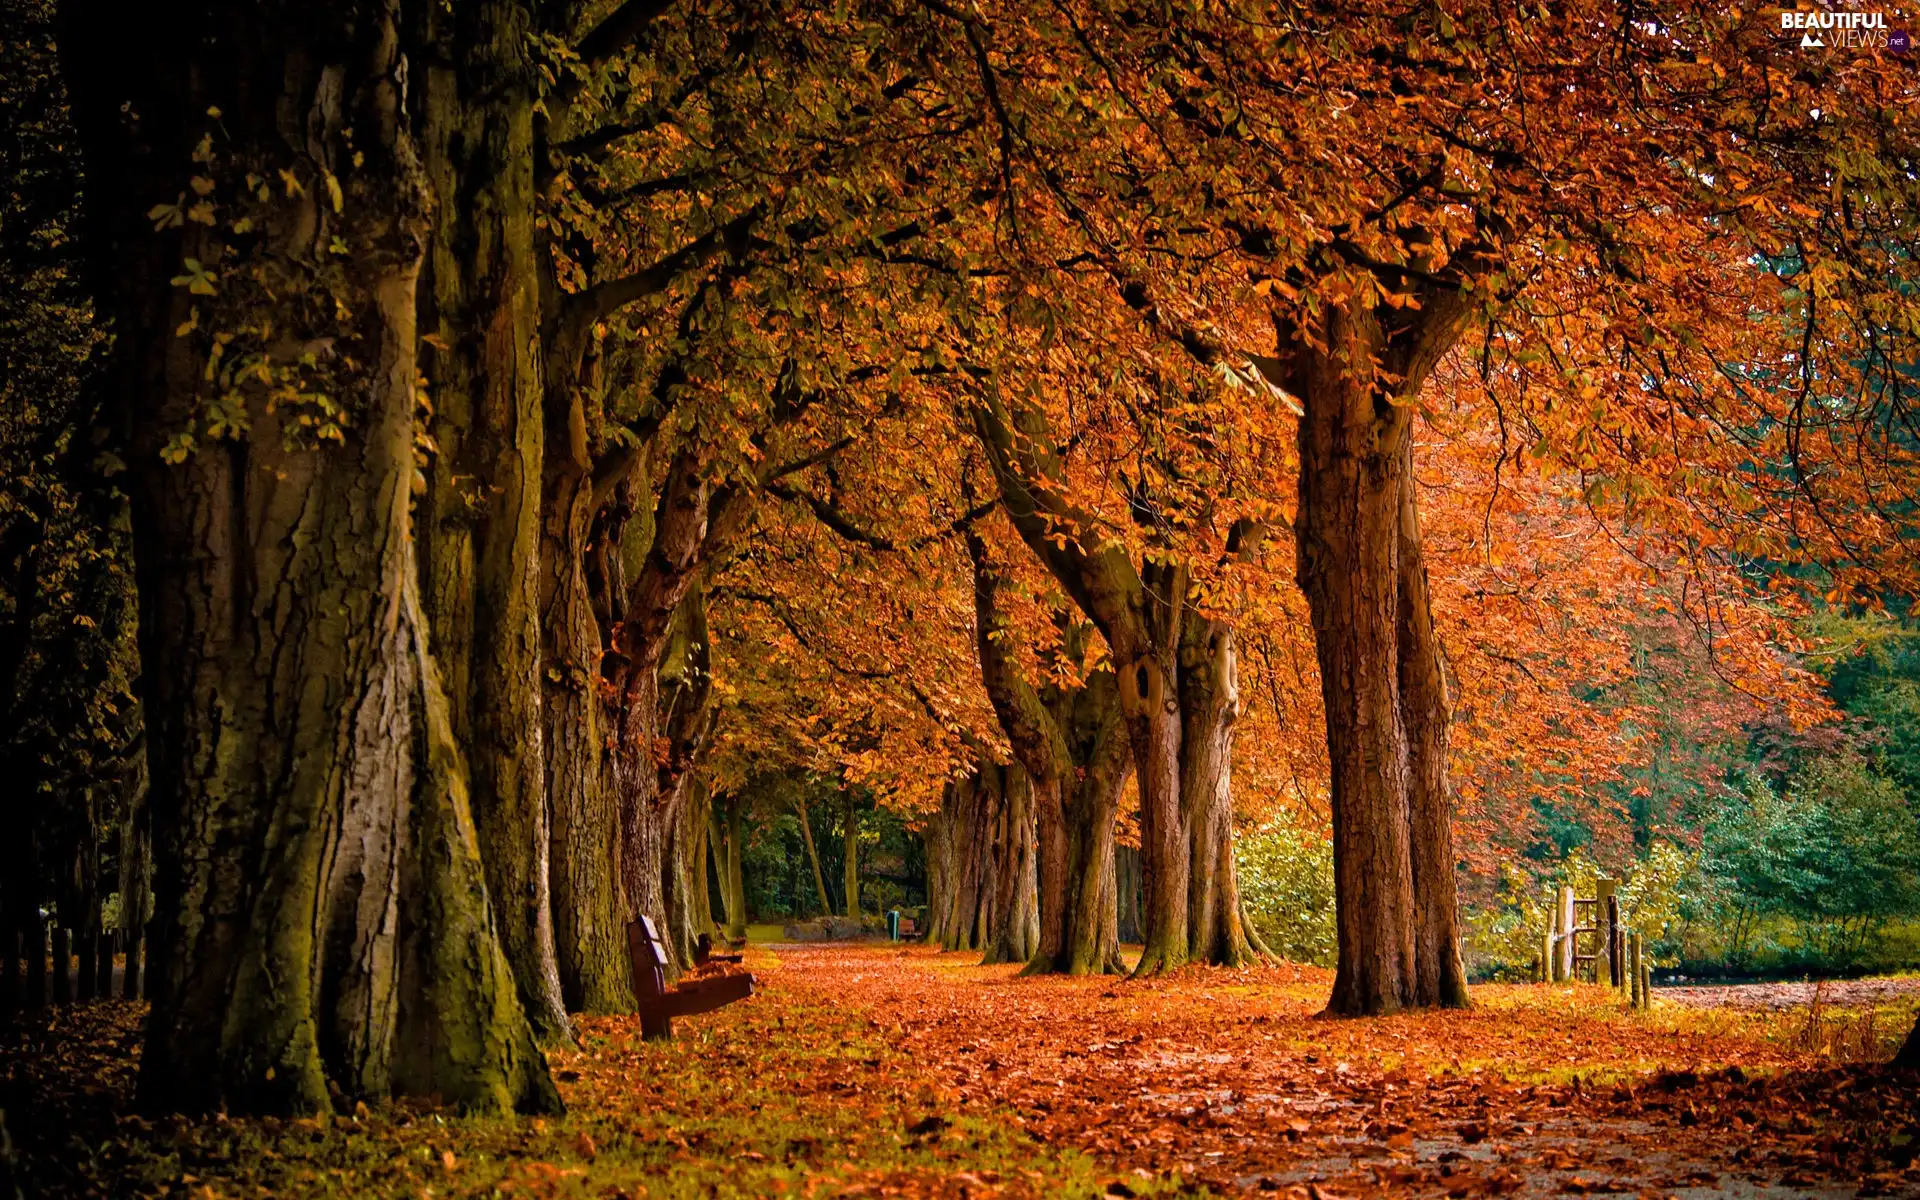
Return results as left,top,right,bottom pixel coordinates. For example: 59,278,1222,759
5,943,1918,1199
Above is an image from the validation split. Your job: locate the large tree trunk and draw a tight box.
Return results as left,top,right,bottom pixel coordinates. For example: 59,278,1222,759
1178,618,1263,967
542,444,630,1012
982,765,1039,965
1117,603,1191,977
967,529,1122,975
1044,675,1130,976
1295,318,1419,1016
931,771,994,952
414,0,567,1045
63,0,560,1113
1285,290,1471,1017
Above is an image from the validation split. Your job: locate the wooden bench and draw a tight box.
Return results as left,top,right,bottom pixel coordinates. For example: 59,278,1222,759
626,916,754,1041
694,932,743,965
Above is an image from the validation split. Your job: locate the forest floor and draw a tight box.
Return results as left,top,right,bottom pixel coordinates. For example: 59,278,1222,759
4,942,1918,1200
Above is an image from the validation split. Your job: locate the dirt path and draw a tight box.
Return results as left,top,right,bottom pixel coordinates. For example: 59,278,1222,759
1658,977,1920,1012
6,944,1918,1198
767,943,1920,1199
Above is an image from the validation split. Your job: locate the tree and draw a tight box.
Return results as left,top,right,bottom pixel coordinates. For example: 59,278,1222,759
972,393,1269,976
966,519,1129,974
59,0,557,1113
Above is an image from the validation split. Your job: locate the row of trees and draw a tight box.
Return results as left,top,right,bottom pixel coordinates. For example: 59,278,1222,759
10,0,1919,1111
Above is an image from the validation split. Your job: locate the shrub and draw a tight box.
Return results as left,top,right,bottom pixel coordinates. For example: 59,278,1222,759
1236,820,1337,966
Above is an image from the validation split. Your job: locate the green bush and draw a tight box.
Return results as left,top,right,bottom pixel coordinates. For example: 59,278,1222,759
1236,820,1336,966
1703,757,1920,969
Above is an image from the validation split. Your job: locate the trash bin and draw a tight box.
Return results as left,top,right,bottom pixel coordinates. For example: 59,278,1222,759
886,909,901,941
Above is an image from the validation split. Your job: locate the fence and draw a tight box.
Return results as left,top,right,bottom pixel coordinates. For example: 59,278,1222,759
1540,877,1653,1010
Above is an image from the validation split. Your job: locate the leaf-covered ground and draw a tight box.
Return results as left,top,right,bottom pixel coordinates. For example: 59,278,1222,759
5,943,1918,1199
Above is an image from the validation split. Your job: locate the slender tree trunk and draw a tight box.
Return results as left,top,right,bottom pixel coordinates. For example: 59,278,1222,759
707,800,732,933
796,802,832,917
414,0,567,1045
1397,448,1469,1008
685,779,718,941
63,0,558,1112
1115,845,1142,945
841,797,861,920
724,794,748,942
924,800,955,943
118,772,150,999
50,926,69,1006
24,918,45,1013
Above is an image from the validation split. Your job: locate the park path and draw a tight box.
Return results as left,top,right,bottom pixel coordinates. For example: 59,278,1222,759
759,941,1920,1199
1658,977,1920,1013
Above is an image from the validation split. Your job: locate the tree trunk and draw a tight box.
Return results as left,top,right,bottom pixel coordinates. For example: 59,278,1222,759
414,0,567,1045
923,802,954,943
1115,845,1143,946
841,797,861,920
967,529,1123,975
24,919,45,1013
50,926,69,1006
724,794,747,942
542,465,631,1012
983,765,1039,965
684,778,720,942
932,772,994,952
1118,622,1191,976
118,773,151,999
796,801,833,917
1179,617,1264,967
1397,446,1470,1009
1295,338,1418,1014
972,400,1259,977
1042,697,1130,976
63,0,558,1113
1286,292,1470,1017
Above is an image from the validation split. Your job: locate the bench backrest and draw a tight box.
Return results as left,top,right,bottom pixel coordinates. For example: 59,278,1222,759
626,915,671,1002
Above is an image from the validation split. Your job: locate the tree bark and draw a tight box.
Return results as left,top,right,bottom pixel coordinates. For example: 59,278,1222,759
63,0,558,1112
966,528,1125,974
1116,844,1143,946
796,800,833,917
842,796,861,920
931,771,994,952
982,764,1039,965
1396,444,1470,1009
542,458,631,1012
1179,616,1265,967
724,793,748,942
414,0,567,1045
1281,285,1473,1016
